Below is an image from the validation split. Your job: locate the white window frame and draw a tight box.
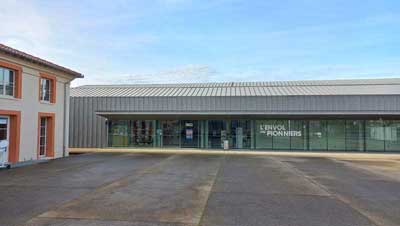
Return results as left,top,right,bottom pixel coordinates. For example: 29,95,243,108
0,67,15,97
39,117,48,157
40,78,52,103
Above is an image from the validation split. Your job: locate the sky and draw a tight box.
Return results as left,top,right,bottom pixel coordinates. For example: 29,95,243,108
1,0,399,87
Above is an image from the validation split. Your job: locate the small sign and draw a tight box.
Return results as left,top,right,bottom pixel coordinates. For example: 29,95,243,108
185,129,193,140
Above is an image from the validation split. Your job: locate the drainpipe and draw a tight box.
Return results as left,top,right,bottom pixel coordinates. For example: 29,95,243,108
62,82,70,157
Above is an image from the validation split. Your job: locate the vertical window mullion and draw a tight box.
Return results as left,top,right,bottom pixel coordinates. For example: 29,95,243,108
39,117,48,156
44,118,47,155
1,68,4,95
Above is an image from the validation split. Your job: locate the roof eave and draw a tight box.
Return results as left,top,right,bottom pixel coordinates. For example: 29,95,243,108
0,44,84,78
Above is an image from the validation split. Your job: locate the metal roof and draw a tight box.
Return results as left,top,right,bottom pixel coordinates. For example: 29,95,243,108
0,43,83,78
71,78,400,97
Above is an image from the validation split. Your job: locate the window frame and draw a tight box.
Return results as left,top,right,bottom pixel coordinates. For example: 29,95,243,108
39,117,48,157
37,112,55,159
39,73,56,104
0,67,15,97
39,77,51,102
0,61,22,99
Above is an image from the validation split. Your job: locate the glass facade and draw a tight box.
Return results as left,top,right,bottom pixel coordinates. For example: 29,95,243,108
107,119,400,152
108,120,154,147
231,120,252,149
327,120,346,151
160,120,180,147
181,120,200,148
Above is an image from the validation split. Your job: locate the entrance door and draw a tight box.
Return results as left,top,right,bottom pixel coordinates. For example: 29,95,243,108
181,120,199,148
0,116,9,162
208,120,227,149
39,117,48,158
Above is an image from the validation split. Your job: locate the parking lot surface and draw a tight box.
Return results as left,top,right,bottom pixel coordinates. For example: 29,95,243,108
1,152,400,226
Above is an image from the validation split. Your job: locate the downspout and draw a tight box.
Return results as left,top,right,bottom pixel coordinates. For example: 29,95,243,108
62,82,70,157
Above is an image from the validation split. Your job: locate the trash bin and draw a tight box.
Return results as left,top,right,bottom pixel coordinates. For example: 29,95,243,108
223,140,229,150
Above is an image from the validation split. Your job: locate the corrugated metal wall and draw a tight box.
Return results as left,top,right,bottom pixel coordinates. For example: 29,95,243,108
69,95,400,148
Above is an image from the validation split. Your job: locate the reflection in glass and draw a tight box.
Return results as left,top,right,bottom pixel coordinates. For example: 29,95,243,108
129,120,153,146
290,120,307,150
255,120,273,149
181,120,199,148
365,120,385,151
309,120,327,150
231,120,251,149
108,120,129,147
385,120,400,151
161,120,180,147
327,120,345,151
346,120,364,151
208,120,226,149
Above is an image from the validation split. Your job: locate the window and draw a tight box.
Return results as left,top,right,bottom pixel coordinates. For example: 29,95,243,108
345,120,364,151
290,120,307,150
39,73,56,103
327,120,346,151
272,120,291,150
39,117,48,157
207,120,226,148
40,78,52,102
181,120,199,148
37,113,55,158
0,66,15,97
309,120,328,150
255,120,273,149
385,120,400,151
231,120,252,149
129,120,154,147
365,120,385,151
108,120,129,147
108,120,155,147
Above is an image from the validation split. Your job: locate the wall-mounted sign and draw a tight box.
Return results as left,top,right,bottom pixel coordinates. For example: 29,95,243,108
259,124,302,137
185,123,193,127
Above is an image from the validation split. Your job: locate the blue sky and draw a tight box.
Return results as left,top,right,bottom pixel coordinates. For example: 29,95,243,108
1,0,399,86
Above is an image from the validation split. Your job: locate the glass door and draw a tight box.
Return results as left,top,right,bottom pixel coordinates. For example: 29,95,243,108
208,120,227,149
0,117,10,163
39,117,48,158
181,120,199,148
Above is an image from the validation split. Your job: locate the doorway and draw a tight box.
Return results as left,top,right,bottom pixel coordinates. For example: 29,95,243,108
0,116,10,163
181,120,199,148
208,120,227,149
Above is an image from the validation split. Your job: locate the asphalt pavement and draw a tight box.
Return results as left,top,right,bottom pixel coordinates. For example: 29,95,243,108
0,152,399,226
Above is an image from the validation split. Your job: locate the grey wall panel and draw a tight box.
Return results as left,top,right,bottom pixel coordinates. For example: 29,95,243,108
78,98,85,147
68,97,75,147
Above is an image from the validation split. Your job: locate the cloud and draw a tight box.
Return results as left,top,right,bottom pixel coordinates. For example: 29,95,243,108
224,63,400,83
109,64,217,84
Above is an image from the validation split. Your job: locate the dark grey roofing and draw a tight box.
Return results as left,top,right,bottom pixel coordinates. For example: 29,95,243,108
71,78,400,97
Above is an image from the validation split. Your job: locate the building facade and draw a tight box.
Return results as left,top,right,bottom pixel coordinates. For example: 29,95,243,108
0,44,82,164
69,79,400,152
